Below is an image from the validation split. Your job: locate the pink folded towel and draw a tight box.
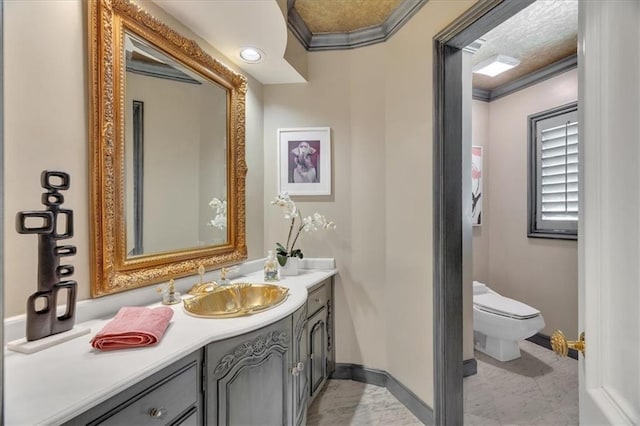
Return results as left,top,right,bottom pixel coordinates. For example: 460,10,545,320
91,306,174,351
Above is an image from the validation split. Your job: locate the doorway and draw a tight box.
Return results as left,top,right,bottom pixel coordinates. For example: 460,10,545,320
432,0,543,424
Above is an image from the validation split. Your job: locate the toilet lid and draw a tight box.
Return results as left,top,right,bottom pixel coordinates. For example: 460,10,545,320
474,293,540,320
473,281,488,295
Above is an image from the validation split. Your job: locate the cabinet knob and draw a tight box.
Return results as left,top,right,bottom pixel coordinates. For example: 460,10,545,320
292,361,306,376
149,408,167,419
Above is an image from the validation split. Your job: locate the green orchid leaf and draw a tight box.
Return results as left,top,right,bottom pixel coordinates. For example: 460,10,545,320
277,254,288,267
276,242,286,251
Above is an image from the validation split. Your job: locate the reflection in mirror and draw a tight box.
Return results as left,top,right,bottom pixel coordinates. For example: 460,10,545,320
124,33,229,258
131,99,144,255
88,0,247,297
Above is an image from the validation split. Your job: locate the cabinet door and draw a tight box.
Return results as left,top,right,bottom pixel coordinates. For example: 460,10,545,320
307,279,334,379
307,307,327,402
292,305,308,425
206,316,292,426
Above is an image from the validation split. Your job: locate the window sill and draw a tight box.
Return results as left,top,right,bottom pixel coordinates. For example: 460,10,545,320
527,231,577,241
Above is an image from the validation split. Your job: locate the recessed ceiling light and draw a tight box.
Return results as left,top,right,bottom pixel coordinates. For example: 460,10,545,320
472,54,520,77
239,47,264,64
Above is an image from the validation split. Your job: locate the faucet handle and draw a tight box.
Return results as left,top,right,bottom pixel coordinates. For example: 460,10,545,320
221,265,239,280
157,279,181,305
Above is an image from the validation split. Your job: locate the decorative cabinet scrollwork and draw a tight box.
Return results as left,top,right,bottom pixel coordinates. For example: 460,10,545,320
213,330,289,377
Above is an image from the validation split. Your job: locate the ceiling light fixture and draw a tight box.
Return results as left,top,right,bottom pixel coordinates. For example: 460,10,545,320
239,47,264,64
472,54,520,77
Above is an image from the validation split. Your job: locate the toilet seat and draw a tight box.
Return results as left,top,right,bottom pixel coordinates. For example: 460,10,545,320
474,292,540,320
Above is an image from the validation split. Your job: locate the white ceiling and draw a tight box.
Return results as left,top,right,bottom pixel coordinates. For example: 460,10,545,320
152,0,306,84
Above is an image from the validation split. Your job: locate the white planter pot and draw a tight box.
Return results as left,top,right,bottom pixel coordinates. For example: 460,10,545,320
279,257,299,276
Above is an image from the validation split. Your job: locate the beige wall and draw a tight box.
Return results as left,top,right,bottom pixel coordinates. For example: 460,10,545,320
264,0,475,406
472,69,578,335
3,0,264,317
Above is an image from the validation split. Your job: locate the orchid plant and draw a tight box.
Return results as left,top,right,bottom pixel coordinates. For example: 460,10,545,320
271,192,335,266
207,197,227,230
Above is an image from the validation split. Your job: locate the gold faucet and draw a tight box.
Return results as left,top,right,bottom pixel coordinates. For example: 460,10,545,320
188,265,219,296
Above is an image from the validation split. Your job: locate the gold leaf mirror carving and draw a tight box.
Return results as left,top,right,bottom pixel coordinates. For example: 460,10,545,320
89,0,247,296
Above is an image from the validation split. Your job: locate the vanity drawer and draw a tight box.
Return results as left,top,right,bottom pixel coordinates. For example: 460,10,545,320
307,281,330,317
65,351,203,426
98,362,198,425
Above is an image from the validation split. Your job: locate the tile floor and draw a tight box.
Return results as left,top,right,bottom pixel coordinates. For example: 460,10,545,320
465,340,578,426
308,340,578,426
307,379,423,426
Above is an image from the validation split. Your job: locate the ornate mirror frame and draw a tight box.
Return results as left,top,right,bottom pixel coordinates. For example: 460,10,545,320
88,0,247,296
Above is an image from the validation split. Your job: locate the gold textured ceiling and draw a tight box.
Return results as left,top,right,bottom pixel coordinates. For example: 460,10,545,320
295,0,403,33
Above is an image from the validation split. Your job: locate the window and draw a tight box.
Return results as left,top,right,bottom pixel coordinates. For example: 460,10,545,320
528,102,578,239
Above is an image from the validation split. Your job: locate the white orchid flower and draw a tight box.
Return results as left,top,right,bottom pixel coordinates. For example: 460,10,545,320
271,192,335,262
272,192,298,219
208,197,227,229
208,214,226,230
302,216,317,232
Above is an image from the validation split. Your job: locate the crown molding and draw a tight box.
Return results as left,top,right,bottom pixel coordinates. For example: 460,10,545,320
473,54,577,102
288,0,430,51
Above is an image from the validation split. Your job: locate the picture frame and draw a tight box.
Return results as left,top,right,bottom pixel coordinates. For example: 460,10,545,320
472,145,483,226
277,127,331,196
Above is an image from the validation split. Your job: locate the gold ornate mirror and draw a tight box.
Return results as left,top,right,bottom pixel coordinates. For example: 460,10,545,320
89,0,247,296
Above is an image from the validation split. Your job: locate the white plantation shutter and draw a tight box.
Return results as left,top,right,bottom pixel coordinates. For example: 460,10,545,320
540,120,578,221
529,102,578,238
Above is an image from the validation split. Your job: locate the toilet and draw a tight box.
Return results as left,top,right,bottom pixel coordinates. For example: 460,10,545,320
473,281,545,362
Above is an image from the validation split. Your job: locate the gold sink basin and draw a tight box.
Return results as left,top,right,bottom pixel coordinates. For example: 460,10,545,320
183,283,289,318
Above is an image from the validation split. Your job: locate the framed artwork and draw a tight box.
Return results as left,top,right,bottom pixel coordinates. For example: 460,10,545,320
472,146,483,226
277,127,331,196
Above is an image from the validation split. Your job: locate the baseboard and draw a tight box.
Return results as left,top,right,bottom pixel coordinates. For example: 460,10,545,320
331,363,434,425
527,332,578,360
463,358,477,377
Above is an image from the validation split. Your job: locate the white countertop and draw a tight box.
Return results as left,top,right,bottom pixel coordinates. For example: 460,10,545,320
5,268,336,425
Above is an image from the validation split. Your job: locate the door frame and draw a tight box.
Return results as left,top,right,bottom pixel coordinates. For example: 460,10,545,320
1,0,5,421
432,1,534,424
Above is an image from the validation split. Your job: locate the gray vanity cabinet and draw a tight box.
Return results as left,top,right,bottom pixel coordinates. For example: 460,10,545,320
205,315,295,425
62,277,336,426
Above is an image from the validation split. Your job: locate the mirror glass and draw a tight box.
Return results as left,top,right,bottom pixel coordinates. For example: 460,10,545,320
124,33,229,257
88,0,247,297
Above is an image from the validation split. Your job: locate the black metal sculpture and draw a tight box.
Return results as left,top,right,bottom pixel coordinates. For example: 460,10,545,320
16,171,77,341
